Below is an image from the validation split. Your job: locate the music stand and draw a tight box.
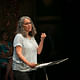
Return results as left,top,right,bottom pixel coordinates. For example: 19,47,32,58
29,58,69,80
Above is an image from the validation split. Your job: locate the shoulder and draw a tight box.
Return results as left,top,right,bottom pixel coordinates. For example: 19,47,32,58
31,37,37,42
31,37,35,40
15,33,23,37
13,33,24,42
14,33,24,39
8,41,12,46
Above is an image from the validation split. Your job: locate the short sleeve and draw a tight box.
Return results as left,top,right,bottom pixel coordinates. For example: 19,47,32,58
13,34,23,47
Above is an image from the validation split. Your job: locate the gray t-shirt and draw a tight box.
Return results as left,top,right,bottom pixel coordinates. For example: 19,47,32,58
12,33,38,72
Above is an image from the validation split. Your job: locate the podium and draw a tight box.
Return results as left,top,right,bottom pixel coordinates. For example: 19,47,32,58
29,58,69,80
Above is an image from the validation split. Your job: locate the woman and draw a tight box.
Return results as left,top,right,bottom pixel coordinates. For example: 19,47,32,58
0,31,13,80
12,16,46,80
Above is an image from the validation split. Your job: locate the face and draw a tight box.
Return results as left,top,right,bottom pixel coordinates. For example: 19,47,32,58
2,32,8,41
23,18,32,32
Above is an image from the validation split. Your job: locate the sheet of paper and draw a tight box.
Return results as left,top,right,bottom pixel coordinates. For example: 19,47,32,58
28,58,69,71
36,62,52,68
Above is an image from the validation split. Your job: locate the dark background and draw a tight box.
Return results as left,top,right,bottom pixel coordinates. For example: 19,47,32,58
0,0,79,80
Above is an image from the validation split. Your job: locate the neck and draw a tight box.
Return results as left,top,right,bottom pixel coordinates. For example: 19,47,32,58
26,32,29,37
26,32,31,38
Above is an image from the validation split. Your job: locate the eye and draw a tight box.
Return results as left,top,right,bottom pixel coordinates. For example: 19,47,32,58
24,22,32,25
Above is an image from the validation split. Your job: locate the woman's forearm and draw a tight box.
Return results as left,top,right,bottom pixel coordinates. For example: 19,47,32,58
16,46,31,66
37,38,44,55
37,33,46,55
16,46,36,68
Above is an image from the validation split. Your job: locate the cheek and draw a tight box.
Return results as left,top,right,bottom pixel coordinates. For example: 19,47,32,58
23,26,28,31
23,25,32,31
24,26,26,30
30,26,32,30
29,26,32,30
